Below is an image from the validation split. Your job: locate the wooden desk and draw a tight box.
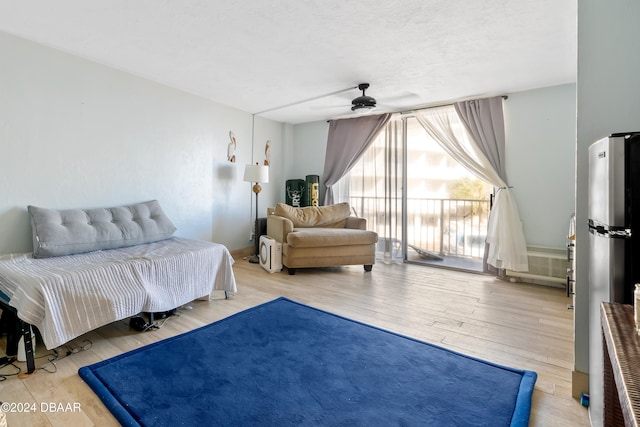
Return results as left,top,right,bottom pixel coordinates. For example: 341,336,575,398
601,302,640,426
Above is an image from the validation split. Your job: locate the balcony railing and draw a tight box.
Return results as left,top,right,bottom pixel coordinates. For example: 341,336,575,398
349,196,491,259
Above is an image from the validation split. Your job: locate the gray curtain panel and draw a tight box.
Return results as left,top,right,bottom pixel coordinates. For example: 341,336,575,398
454,96,528,273
322,113,391,205
454,96,507,180
455,97,506,274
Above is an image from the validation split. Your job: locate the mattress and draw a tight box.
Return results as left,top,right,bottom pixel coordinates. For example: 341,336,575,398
0,237,237,349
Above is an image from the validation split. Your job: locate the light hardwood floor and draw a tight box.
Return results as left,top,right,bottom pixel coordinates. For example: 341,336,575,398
1,258,589,426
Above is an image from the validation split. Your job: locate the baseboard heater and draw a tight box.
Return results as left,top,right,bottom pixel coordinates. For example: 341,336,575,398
505,245,569,287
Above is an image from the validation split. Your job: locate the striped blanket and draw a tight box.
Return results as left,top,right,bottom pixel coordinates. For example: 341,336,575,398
0,237,236,349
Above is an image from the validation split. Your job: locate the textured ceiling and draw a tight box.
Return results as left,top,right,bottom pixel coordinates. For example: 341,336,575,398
0,1,577,124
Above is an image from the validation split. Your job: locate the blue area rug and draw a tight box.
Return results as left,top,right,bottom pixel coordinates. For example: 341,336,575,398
79,297,536,426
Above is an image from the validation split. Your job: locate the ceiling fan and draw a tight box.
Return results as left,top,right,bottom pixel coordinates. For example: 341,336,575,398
351,83,376,113
328,83,419,116
256,82,418,118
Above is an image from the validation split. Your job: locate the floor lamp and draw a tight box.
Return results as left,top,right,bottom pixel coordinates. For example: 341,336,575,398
243,163,269,263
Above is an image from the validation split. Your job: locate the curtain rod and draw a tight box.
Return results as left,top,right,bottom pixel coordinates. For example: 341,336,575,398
400,94,508,115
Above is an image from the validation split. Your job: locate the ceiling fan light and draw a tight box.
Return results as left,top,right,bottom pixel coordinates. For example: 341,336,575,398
351,104,376,113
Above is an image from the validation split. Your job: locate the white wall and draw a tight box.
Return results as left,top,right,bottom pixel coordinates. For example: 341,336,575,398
286,120,330,203
291,84,577,250
504,84,576,248
576,1,640,425
0,31,283,254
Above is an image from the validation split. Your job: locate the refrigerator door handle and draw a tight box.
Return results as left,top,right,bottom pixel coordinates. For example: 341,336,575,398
609,228,632,238
588,219,632,238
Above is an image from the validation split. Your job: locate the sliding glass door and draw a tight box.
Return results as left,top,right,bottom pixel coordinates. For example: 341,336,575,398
404,116,491,272
343,114,491,272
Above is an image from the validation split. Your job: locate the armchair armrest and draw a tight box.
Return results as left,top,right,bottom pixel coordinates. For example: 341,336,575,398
267,215,293,243
345,216,367,230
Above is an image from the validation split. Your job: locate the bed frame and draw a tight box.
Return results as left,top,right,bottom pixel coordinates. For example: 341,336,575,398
1,290,231,375
0,299,35,374
0,201,237,375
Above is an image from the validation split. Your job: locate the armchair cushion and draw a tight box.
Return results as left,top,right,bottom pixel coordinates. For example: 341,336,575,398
287,228,378,248
274,202,350,228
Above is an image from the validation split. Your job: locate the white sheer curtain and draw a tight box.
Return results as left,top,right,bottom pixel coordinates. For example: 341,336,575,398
337,115,404,264
413,106,529,272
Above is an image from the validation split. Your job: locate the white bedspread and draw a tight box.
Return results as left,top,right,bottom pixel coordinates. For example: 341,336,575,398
0,237,237,349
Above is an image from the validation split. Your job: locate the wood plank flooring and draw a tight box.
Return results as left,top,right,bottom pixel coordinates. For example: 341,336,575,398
0,258,589,426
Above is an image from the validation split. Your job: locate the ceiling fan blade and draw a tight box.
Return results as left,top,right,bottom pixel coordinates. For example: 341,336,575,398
309,104,347,110
379,92,421,107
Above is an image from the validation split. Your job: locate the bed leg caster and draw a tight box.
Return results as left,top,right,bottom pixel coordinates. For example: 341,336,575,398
364,265,373,272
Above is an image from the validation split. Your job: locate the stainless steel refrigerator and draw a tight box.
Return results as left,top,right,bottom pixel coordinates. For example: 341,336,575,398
588,131,640,424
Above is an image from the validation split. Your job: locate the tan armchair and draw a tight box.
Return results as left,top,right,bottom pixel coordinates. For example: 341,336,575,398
267,202,378,275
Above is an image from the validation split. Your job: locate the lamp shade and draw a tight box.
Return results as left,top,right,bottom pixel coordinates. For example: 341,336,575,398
243,163,269,183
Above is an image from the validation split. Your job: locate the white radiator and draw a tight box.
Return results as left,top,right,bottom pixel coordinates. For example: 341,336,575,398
506,245,569,286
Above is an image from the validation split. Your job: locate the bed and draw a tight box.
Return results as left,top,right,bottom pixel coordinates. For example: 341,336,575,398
0,200,237,373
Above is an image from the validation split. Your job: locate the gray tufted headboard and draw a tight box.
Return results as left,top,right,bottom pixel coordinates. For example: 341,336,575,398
28,200,177,258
